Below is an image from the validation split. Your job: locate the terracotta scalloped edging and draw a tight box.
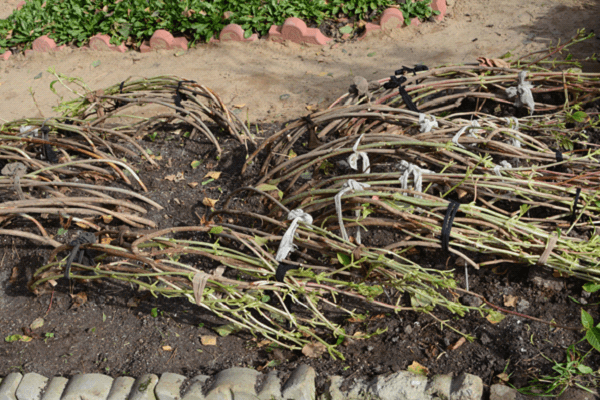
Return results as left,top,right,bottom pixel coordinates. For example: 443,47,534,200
0,4,449,60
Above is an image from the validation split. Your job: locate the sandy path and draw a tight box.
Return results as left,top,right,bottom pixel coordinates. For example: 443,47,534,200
1,0,599,124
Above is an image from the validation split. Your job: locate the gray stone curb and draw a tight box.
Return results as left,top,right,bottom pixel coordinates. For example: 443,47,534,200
0,367,488,400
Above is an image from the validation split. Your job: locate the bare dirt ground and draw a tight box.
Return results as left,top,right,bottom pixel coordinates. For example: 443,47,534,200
2,1,600,398
1,0,600,126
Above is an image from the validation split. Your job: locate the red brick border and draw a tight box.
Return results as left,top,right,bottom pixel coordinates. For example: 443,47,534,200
31,35,66,52
88,34,127,53
267,17,332,46
219,24,258,42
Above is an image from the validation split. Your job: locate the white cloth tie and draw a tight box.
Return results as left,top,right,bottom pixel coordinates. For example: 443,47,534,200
506,71,535,115
348,134,371,173
419,113,438,133
335,179,370,243
493,160,512,176
452,121,481,149
504,117,521,148
275,209,313,262
398,160,433,198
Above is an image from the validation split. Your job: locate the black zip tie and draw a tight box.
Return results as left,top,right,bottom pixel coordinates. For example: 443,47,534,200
174,80,197,115
302,115,316,129
115,81,126,108
394,65,429,76
383,76,419,112
570,188,582,226
64,232,96,280
275,262,299,282
555,150,563,163
441,200,460,252
40,126,59,164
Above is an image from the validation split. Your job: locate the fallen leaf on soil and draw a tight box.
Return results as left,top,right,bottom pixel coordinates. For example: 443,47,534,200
232,104,246,109
126,298,140,308
200,335,217,346
486,309,506,324
256,339,271,348
477,57,510,68
257,359,281,371
188,182,199,188
213,323,240,337
370,314,385,320
100,236,112,245
448,337,466,351
162,345,173,351
47,279,57,287
204,171,221,180
191,160,201,169
407,361,429,376
503,295,518,308
497,372,510,382
203,197,218,207
70,292,87,308
75,222,89,229
30,318,44,330
301,342,326,358
102,215,113,224
9,267,18,284
165,172,185,182
306,104,318,111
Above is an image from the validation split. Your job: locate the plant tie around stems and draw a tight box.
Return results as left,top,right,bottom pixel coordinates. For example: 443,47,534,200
275,209,313,262
64,231,96,281
504,117,521,148
275,263,300,283
383,76,419,112
335,179,371,244
192,266,225,305
452,120,481,149
174,80,196,115
493,160,512,176
570,188,582,226
348,134,371,173
398,160,433,198
441,201,460,253
419,113,438,133
115,80,126,108
505,70,535,115
40,125,59,164
395,65,429,84
555,150,564,163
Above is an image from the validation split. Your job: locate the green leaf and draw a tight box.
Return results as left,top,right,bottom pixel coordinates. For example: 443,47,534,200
57,228,68,236
191,160,201,169
585,327,600,352
255,183,279,192
571,111,588,122
339,26,352,34
485,309,506,324
5,334,22,343
337,253,351,266
91,60,101,68
583,282,600,293
102,312,107,322
213,323,241,337
254,235,269,247
577,364,593,374
581,309,594,330
367,52,376,57
209,226,224,235
150,308,158,318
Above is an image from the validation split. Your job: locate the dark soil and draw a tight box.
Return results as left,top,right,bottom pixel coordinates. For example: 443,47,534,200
1,117,600,400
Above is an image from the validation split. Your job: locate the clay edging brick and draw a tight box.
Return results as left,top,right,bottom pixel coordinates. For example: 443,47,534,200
145,29,188,52
219,24,258,42
431,0,447,21
88,34,127,53
267,17,331,46
0,50,12,61
32,35,66,52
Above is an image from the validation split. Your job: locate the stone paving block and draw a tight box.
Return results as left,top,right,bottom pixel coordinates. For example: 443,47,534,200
62,374,114,400
40,377,68,400
368,370,427,400
148,30,188,51
107,377,136,400
129,374,158,400
268,17,331,46
0,51,12,61
205,368,260,399
181,375,210,400
89,34,127,53
0,373,23,400
431,0,447,21
490,384,518,400
219,24,258,42
450,374,483,400
155,373,186,400
281,365,315,400
427,374,451,399
380,8,404,30
257,371,282,400
16,373,48,400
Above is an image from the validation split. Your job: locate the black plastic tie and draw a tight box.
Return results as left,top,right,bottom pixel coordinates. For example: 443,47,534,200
64,232,96,280
174,80,196,115
40,126,58,164
302,115,316,129
119,81,125,94
555,150,563,163
383,76,419,112
441,201,460,252
570,188,582,226
275,263,299,283
394,65,429,76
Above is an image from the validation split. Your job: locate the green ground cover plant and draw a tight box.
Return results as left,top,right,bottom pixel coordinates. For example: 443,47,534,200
0,0,438,54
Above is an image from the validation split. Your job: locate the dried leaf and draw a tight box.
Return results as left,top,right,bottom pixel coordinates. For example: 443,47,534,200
30,318,44,330
164,174,177,181
232,104,246,109
448,337,466,351
497,372,510,382
503,295,518,308
9,267,18,284
200,335,217,346
204,171,221,180
102,215,113,224
407,361,429,376
100,237,112,245
126,298,139,308
203,197,218,207
301,342,326,358
70,292,87,308
165,172,185,182
188,182,199,188
47,279,57,287
75,222,88,229
162,345,173,351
